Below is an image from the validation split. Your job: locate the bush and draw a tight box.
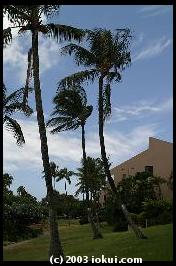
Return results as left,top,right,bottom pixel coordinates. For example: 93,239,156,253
3,202,45,241
142,199,172,226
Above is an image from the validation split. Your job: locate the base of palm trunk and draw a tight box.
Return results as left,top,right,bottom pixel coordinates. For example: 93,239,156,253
87,208,103,240
121,204,147,239
49,207,64,258
93,232,103,239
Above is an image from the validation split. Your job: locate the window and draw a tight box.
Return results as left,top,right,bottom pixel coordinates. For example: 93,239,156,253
123,174,126,179
145,165,153,176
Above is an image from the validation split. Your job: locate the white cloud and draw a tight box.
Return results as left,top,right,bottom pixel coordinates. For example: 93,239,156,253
138,5,172,17
3,115,158,172
112,98,173,122
132,37,172,62
3,14,61,84
3,118,82,173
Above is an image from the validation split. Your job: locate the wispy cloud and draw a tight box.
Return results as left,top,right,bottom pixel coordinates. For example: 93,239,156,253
131,33,144,49
132,36,172,62
138,5,172,18
112,98,173,122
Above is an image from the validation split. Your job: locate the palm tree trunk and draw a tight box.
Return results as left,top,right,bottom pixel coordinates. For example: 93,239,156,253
81,123,89,202
53,177,56,190
81,123,102,239
32,29,64,257
98,75,147,239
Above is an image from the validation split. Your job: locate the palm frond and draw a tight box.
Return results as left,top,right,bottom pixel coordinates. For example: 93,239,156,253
57,69,99,89
61,43,96,67
4,86,33,117
106,71,121,83
46,23,86,42
3,5,30,26
4,116,25,145
3,28,12,47
47,117,80,133
38,5,61,18
47,85,92,134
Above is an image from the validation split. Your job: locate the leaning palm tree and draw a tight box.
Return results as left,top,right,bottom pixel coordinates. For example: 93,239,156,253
3,5,86,256
3,83,33,145
57,28,147,239
47,86,102,239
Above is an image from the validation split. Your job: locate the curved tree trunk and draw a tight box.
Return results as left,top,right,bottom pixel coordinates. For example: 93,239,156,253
81,123,102,239
98,75,147,239
32,29,64,257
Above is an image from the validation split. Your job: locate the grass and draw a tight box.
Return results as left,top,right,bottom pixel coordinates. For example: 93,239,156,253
3,222,173,261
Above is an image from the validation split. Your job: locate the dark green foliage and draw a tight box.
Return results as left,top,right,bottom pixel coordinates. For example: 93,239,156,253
75,156,106,199
142,199,172,226
42,192,86,219
3,174,46,242
104,193,128,232
116,171,166,214
130,199,172,227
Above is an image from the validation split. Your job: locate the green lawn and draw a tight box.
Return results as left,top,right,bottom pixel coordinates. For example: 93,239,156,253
3,222,173,261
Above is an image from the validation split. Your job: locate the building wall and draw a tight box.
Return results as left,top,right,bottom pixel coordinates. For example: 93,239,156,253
100,137,173,203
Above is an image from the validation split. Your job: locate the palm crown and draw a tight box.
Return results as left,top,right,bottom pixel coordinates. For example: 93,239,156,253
58,28,131,120
47,86,93,133
3,5,85,45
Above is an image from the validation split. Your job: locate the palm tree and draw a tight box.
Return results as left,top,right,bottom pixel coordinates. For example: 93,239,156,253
47,86,102,238
75,157,106,232
3,5,86,256
3,83,33,145
56,28,147,239
17,186,27,197
49,161,60,190
47,85,93,201
43,162,73,194
55,168,73,195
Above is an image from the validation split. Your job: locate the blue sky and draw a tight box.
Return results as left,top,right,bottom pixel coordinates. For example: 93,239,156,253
3,5,173,200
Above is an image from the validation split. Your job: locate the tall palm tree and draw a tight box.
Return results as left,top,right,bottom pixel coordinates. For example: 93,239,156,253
3,83,33,145
46,86,93,201
56,28,147,239
3,5,86,256
47,86,102,239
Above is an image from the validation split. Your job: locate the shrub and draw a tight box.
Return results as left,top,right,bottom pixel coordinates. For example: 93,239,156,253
142,199,172,226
